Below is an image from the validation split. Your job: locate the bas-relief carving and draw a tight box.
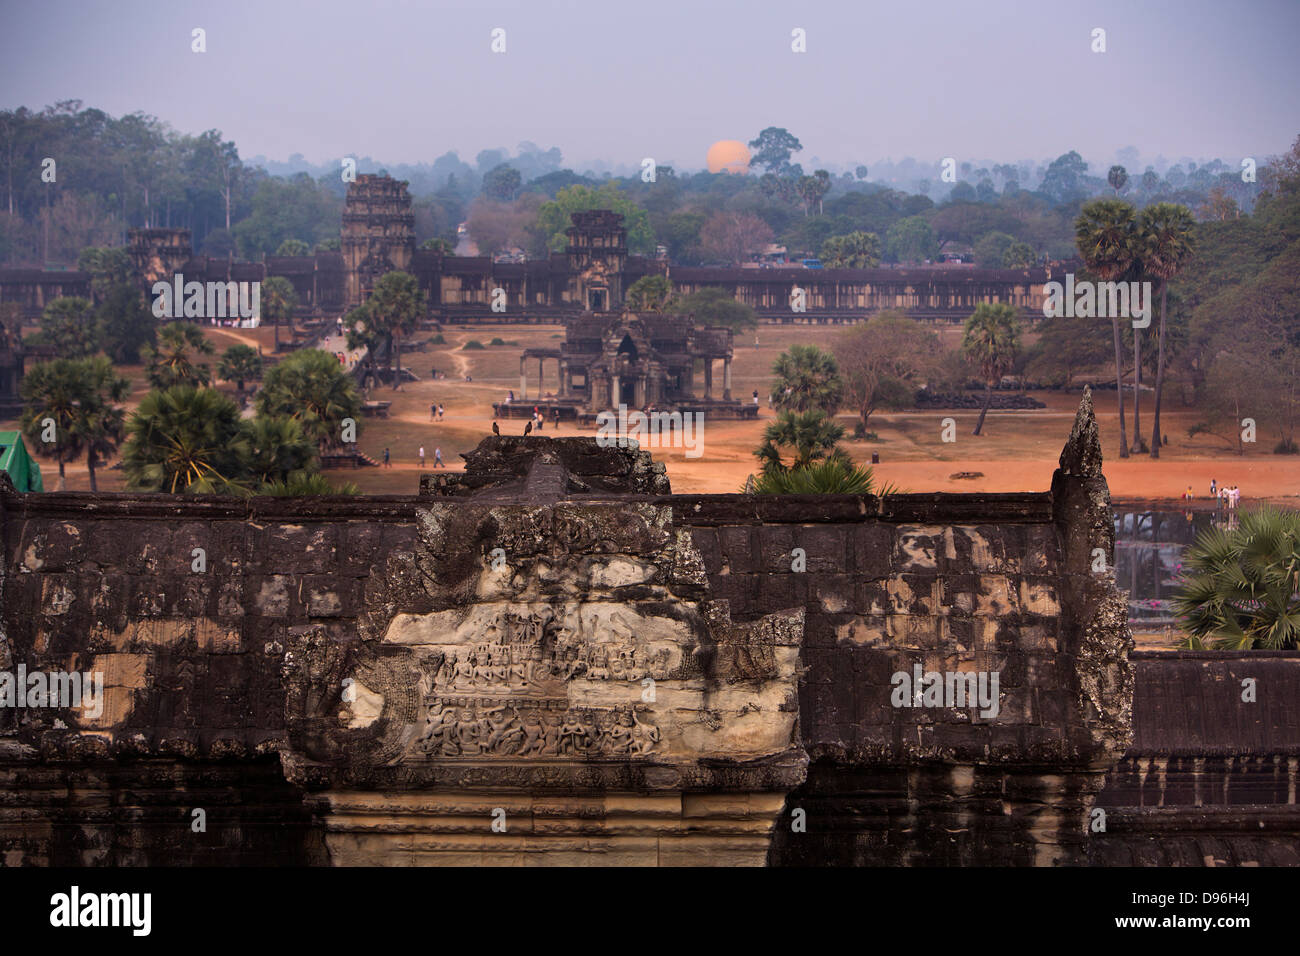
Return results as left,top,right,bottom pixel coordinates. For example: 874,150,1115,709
285,501,805,785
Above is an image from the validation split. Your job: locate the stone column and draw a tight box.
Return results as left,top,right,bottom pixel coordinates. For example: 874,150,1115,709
722,359,732,401
704,360,712,400
538,358,544,398
519,357,527,399
611,374,620,410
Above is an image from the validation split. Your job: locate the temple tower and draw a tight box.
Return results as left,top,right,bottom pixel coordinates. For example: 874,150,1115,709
341,174,415,307
566,210,627,311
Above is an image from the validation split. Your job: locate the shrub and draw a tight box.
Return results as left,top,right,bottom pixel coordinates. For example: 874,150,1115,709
463,340,485,350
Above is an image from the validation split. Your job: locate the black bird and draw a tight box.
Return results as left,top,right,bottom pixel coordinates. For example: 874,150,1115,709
492,421,500,436
523,420,533,436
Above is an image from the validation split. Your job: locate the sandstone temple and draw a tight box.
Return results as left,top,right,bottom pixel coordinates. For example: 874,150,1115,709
0,175,1051,330
0,392,1295,866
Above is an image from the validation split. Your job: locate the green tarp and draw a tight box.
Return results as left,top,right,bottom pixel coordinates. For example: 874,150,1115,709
0,431,44,492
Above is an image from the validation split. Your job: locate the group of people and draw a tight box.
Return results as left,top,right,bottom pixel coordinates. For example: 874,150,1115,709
428,403,445,422
1187,479,1242,509
381,446,444,469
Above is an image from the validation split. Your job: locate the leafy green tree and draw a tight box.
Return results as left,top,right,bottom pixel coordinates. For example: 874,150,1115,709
95,282,155,363
1002,240,1036,268
961,302,1021,435
217,343,263,406
483,164,522,201
1174,507,1300,650
973,231,1015,268
755,409,847,474
854,165,868,181
885,216,938,264
275,238,310,256
260,275,298,351
626,275,674,312
76,246,133,299
255,348,363,451
242,414,316,486
20,356,126,490
1040,150,1089,204
533,184,655,254
366,270,425,388
820,231,881,268
837,311,935,427
747,127,803,175
39,296,99,358
772,344,843,414
674,287,758,332
419,237,454,254
315,237,341,252
144,321,213,389
1076,198,1139,458
122,386,250,494
1139,202,1196,458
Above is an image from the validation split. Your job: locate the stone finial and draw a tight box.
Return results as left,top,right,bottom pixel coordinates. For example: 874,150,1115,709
1058,387,1104,477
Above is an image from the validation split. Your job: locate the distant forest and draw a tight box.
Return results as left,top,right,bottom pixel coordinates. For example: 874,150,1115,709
0,102,1277,270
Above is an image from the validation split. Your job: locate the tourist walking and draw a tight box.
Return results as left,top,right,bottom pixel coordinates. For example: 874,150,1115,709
1209,478,1217,498
418,446,425,469
434,447,444,468
437,404,444,421
383,447,391,468
430,402,437,422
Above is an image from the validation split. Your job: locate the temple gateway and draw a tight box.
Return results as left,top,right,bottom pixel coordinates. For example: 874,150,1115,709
501,311,756,421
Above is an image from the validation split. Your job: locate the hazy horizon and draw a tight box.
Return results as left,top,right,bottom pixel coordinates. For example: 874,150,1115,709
2,0,1297,177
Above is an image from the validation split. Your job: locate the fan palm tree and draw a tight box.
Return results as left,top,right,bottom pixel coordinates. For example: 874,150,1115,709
242,414,316,486
1173,507,1300,650
122,386,250,494
260,473,359,496
260,276,298,351
1075,199,1138,458
20,359,87,490
961,302,1021,436
255,348,363,451
755,409,847,473
751,457,900,495
772,344,843,415
216,343,264,407
1139,202,1196,459
144,321,214,389
366,271,425,389
72,356,129,492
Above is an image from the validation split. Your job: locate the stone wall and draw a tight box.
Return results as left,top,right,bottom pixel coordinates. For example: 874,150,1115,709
0,395,1293,866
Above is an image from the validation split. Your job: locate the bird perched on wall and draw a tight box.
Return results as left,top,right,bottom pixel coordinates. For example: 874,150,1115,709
492,421,500,436
523,420,533,436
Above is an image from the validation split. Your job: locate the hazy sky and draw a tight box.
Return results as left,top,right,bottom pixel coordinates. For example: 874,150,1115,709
3,0,1297,173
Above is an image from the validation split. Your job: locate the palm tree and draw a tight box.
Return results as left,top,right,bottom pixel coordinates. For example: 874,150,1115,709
772,344,843,414
72,356,129,493
751,457,900,495
217,343,264,407
1075,199,1138,458
367,271,425,389
1107,165,1128,195
144,321,214,389
260,473,359,496
755,409,847,474
122,386,250,494
242,414,316,486
20,359,86,490
260,276,298,352
1139,202,1196,459
961,302,1021,436
255,348,363,451
1173,507,1300,650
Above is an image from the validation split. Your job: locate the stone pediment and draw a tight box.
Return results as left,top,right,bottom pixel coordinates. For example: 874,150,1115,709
282,497,806,793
